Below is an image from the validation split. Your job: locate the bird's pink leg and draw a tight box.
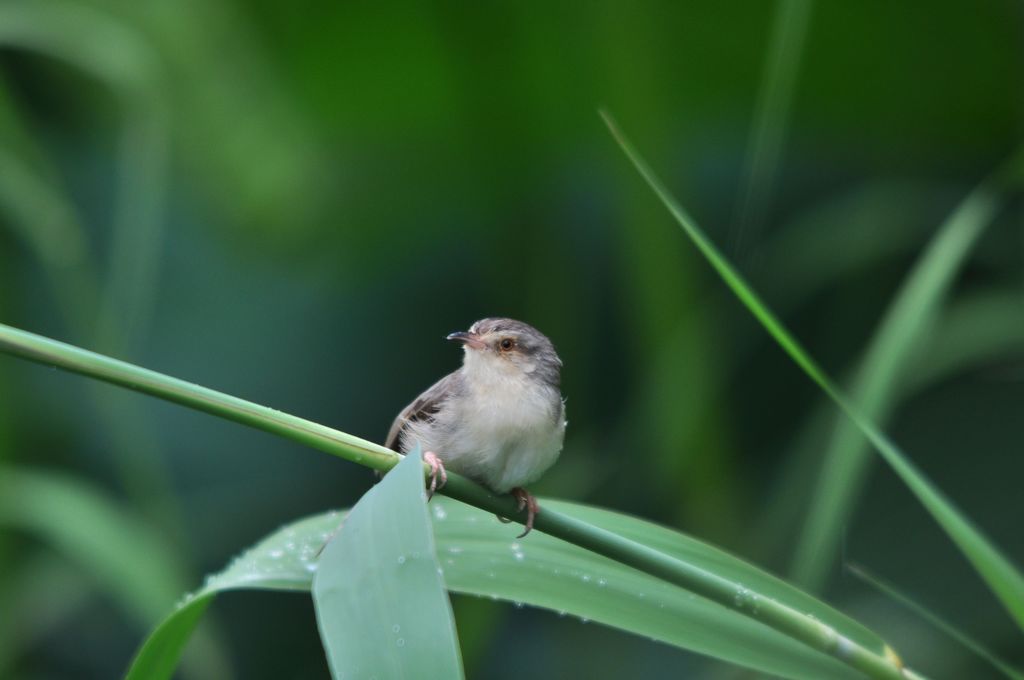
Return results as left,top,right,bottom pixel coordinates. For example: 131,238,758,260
511,487,539,538
424,451,447,500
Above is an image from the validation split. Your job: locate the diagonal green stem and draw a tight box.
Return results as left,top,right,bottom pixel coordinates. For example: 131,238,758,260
0,322,919,679
599,108,1024,633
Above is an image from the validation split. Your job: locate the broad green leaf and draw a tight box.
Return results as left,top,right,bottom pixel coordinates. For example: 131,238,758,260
791,180,998,589
125,497,903,680
313,447,464,679
601,110,1024,630
434,498,871,680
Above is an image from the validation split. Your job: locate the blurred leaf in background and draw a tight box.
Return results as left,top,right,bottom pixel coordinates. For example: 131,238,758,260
0,0,1021,678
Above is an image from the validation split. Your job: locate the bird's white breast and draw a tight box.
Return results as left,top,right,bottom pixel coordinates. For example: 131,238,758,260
409,353,565,493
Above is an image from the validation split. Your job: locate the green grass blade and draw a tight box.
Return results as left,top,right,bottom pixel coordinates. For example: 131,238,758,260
753,287,1024,563
601,109,1024,631
791,181,998,589
314,448,463,679
848,564,1024,680
0,322,398,473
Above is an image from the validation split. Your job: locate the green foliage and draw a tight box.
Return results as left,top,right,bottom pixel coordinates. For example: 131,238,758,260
127,494,923,680
1,2,1021,678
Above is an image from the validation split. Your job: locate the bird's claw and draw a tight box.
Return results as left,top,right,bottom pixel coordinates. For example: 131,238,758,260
424,451,447,500
511,487,539,538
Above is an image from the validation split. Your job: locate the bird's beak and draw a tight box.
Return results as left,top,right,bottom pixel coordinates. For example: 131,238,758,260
447,330,486,350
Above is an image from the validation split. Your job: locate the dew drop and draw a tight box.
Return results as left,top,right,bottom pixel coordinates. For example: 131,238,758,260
392,624,401,633
396,638,405,647
397,555,407,565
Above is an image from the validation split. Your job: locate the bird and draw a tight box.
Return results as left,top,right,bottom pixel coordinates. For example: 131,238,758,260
385,318,566,537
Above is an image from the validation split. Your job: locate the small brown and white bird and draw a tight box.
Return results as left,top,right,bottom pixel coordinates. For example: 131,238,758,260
385,318,566,537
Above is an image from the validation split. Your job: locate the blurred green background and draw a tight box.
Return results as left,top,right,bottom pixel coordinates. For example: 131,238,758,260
1,1,1022,678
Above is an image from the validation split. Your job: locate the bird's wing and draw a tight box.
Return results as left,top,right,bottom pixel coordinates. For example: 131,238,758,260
385,371,461,451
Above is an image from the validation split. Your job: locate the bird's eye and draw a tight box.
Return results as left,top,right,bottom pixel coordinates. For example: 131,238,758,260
499,338,514,351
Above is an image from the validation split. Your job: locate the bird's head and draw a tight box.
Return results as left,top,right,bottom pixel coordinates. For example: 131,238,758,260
447,318,561,388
